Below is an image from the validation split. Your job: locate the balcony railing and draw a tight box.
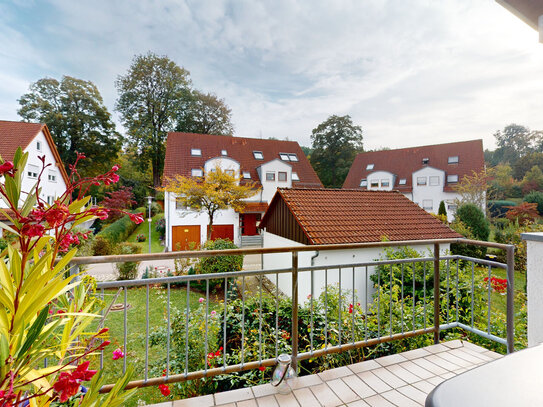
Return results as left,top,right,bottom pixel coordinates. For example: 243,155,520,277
69,238,515,393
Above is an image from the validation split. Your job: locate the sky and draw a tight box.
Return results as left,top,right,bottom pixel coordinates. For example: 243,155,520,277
1,0,542,151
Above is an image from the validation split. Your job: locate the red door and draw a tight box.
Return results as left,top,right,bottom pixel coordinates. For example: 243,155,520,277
242,214,258,236
208,224,234,241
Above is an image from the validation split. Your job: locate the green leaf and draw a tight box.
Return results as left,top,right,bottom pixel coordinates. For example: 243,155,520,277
68,196,91,213
20,189,37,218
0,334,8,367
16,305,50,358
0,220,18,235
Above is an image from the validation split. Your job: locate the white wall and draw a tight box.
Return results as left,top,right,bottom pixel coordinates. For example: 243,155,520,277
263,231,447,306
412,167,458,222
366,170,395,191
257,159,292,203
522,232,543,347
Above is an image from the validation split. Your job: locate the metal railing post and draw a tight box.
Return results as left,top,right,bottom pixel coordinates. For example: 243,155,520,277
506,245,515,353
433,243,440,344
292,251,299,373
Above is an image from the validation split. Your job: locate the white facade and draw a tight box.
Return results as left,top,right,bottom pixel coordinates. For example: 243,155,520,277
262,231,449,305
166,157,293,250
0,129,67,209
364,171,395,191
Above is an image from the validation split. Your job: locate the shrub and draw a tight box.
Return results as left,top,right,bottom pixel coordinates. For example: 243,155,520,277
456,203,490,241
450,219,486,259
438,201,447,218
505,202,539,225
100,186,137,222
92,235,114,256
96,207,143,244
524,191,543,215
114,242,142,280
488,200,517,218
155,217,166,240
0,238,7,251
193,239,244,291
136,233,146,242
151,201,163,216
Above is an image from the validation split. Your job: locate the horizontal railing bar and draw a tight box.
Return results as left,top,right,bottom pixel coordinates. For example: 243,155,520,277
456,322,508,346
453,256,508,269
71,238,513,265
298,257,436,272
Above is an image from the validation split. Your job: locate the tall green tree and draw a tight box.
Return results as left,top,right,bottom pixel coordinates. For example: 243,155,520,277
176,90,234,136
18,76,121,176
490,124,542,166
115,52,192,188
310,115,363,188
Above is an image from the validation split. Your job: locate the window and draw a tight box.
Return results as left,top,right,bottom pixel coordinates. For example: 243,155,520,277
36,141,42,151
381,179,390,187
278,172,287,182
366,164,374,170
370,180,379,187
279,153,290,161
48,171,57,182
243,171,251,179
429,176,439,186
360,179,368,187
191,168,203,177
47,196,55,205
399,179,407,185
417,177,427,186
191,148,201,156
447,174,459,183
253,151,264,160
27,164,39,179
448,156,459,164
422,158,429,165
448,204,458,211
175,199,185,210
266,172,275,181
422,199,433,210
288,153,298,162
225,169,235,176
292,172,300,181
221,149,228,156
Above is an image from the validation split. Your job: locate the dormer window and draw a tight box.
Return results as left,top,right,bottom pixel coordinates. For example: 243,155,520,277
447,174,459,183
448,156,459,164
366,164,374,170
278,172,287,182
370,180,379,187
360,179,368,187
37,141,42,151
422,158,429,165
191,168,203,177
288,153,298,162
191,148,201,156
243,171,251,179
381,179,390,187
279,153,290,161
221,150,228,156
266,172,275,181
225,169,234,176
253,151,264,160
417,177,427,186
399,179,407,185
292,172,300,181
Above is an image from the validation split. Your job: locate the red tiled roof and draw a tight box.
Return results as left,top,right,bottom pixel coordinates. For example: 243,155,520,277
163,132,322,188
342,140,484,192
0,120,69,184
237,202,268,213
261,188,462,244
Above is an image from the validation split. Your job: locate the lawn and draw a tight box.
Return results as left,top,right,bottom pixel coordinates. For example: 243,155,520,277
127,213,164,253
93,286,219,406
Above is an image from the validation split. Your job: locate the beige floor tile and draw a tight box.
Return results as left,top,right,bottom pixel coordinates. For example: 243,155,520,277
174,394,214,406
482,350,503,360
310,383,343,407
448,348,488,364
318,366,353,381
149,403,173,407
437,351,474,368
422,343,449,354
348,359,380,373
441,340,463,349
412,357,448,376
288,374,323,390
398,347,432,360
397,384,428,404
398,360,434,380
357,371,392,394
347,400,370,407
424,354,460,372
293,387,320,407
411,380,436,394
375,353,407,367
426,376,445,386
274,392,300,407
364,394,396,407
371,367,407,389
237,400,258,407
460,341,487,353
214,388,253,405
440,372,455,380
381,389,420,407
342,374,376,399
215,403,236,407
251,383,280,398
459,346,494,361
327,378,360,404
385,364,421,384
256,395,279,407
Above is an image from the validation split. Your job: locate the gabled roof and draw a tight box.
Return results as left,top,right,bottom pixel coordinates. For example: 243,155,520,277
260,188,462,245
0,120,69,184
163,132,322,188
342,140,484,192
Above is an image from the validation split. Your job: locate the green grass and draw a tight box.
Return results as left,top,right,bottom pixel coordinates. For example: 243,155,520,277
126,213,164,253
93,286,218,406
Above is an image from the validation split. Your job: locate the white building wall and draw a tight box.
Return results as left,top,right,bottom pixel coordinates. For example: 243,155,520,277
411,167,458,222
365,171,395,191
263,231,447,306
257,159,292,203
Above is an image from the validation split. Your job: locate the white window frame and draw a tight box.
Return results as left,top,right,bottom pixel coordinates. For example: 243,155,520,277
279,153,290,161
448,156,459,164
48,170,57,182
360,179,368,187
366,164,374,170
422,199,433,210
292,172,300,181
225,169,235,176
36,141,42,151
221,149,228,156
422,158,429,165
288,153,298,162
243,171,251,179
429,176,439,186
47,195,55,205
278,171,287,182
253,151,264,160
417,177,427,186
447,174,459,183
27,164,39,179
266,172,275,181
191,168,203,177
381,179,390,187
399,179,407,185
370,180,379,188
191,148,201,156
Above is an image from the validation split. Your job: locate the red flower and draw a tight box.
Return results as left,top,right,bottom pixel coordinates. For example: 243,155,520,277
158,384,170,397
112,165,119,172
45,205,70,227
53,361,96,402
258,366,266,371
21,223,45,238
30,208,46,222
0,161,15,177
129,212,144,224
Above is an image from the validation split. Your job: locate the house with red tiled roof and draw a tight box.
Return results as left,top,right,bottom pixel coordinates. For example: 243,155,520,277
342,140,485,221
162,132,322,250
0,121,68,225
259,188,461,301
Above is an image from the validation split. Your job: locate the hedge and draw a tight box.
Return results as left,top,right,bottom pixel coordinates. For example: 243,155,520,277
488,200,517,218
96,206,144,245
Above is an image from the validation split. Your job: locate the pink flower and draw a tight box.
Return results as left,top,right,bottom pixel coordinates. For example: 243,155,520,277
21,223,45,238
112,348,125,360
112,165,119,171
53,361,96,402
128,212,144,224
45,205,70,227
199,297,204,303
159,384,170,396
211,310,217,317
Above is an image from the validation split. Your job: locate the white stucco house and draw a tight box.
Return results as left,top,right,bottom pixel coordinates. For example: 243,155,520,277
259,188,462,303
0,121,69,233
162,132,322,251
342,140,485,221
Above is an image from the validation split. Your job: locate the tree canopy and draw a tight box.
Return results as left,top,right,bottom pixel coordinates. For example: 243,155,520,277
490,124,543,166
18,76,122,177
175,90,234,136
309,115,363,188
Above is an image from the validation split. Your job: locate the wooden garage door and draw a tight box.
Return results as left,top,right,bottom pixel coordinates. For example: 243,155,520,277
208,224,234,241
172,225,200,251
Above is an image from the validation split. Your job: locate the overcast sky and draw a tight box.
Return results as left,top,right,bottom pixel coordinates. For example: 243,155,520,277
1,0,542,151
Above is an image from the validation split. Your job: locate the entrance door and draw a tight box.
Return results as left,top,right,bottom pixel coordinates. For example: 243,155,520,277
171,225,200,251
208,224,234,241
241,214,258,236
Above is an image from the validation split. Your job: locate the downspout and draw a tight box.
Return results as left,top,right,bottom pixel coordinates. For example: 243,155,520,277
165,192,170,252
311,250,320,266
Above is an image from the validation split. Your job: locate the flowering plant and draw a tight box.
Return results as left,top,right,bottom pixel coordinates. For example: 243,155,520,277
136,233,146,242
0,148,141,406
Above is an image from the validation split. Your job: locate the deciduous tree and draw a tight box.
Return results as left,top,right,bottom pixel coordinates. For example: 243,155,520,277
162,166,260,239
453,169,489,210
176,90,234,136
18,76,122,177
310,115,363,188
490,124,542,166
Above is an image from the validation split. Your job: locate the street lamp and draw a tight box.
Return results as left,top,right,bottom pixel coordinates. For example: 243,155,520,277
146,196,153,254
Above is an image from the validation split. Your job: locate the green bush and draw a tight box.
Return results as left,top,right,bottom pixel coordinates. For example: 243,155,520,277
150,201,163,216
488,200,517,218
155,217,166,240
91,236,113,256
438,201,447,218
114,242,142,280
0,238,7,251
524,191,543,215
193,239,244,291
96,207,143,245
456,203,490,241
